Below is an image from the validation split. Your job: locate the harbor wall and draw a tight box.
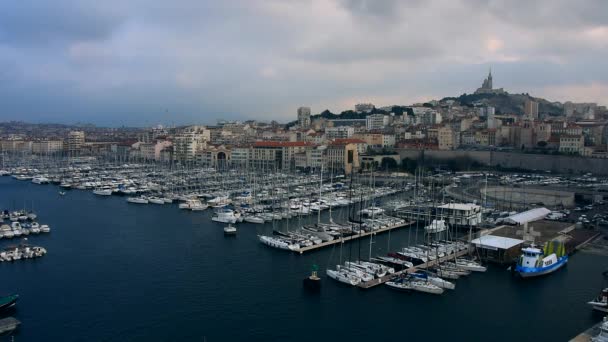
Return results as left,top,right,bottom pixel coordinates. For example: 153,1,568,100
396,149,608,175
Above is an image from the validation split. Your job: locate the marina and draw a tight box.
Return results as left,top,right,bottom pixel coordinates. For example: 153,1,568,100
286,219,413,254
1,168,608,340
358,246,472,289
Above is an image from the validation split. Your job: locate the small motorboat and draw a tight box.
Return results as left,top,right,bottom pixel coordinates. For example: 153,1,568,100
223,224,237,235
59,191,66,196
589,288,608,313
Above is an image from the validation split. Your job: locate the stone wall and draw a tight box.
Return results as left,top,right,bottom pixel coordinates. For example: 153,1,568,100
396,149,608,175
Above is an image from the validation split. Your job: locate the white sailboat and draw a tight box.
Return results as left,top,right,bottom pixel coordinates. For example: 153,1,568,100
127,196,149,204
258,235,299,251
326,268,361,286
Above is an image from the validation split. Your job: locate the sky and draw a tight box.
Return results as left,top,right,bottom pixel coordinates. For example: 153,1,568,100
1,0,608,126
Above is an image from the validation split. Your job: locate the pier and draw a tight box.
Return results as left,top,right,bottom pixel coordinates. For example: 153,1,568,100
358,247,471,289
293,221,415,254
570,319,605,341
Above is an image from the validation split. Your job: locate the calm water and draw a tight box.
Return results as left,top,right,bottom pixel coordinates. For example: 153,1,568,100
0,176,607,341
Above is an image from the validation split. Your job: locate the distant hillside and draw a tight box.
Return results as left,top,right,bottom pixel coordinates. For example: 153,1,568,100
441,93,563,116
285,106,414,127
286,91,563,127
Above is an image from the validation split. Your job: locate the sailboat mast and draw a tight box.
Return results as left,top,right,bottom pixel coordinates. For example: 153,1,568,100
317,164,323,225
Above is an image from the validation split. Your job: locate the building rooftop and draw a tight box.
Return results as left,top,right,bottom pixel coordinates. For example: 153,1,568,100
330,138,366,145
438,203,480,211
471,235,524,250
503,208,551,225
252,141,313,147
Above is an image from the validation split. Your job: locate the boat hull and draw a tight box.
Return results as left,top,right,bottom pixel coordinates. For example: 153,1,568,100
0,295,18,312
588,302,608,313
515,256,568,278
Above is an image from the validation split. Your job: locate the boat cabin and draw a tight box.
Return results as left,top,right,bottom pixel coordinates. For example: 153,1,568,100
519,247,543,267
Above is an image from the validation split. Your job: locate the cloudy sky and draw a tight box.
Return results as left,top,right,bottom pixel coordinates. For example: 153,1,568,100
1,0,607,126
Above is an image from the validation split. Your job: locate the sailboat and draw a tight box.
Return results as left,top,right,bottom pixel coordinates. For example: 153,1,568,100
326,267,361,286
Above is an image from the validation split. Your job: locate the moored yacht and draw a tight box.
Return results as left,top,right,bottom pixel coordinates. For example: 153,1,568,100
211,208,239,224
258,235,299,251
326,268,361,286
93,188,113,196
127,196,149,204
148,197,166,205
424,219,447,233
588,288,608,313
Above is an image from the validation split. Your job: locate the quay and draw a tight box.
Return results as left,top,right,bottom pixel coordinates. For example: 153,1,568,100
293,221,415,254
570,319,605,342
0,317,20,335
357,247,471,289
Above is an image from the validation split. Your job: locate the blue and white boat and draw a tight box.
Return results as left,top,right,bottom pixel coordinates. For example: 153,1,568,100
515,241,568,278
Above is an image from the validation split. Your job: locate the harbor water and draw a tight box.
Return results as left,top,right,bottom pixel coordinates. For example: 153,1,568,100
1,176,607,341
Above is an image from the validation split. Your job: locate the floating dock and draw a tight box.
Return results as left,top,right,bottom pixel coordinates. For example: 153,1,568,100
0,317,20,334
293,221,414,254
358,247,471,289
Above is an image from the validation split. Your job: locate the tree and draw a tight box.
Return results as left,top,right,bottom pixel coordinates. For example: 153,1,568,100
401,158,418,173
381,157,397,170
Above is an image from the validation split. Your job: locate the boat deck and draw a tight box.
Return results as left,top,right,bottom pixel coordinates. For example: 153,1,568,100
358,247,471,289
0,317,20,334
292,221,414,254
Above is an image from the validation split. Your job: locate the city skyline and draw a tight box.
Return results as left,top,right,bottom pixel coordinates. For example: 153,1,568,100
1,0,608,126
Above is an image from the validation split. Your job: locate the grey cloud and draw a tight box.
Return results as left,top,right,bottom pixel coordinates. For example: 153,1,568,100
0,0,607,125
468,0,608,29
295,39,443,64
0,1,125,46
339,0,424,18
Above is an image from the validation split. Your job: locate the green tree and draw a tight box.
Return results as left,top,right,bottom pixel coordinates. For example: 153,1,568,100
381,157,397,170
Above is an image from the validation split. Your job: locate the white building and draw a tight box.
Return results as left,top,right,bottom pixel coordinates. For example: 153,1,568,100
231,146,250,168
172,126,210,162
366,114,389,130
437,203,482,227
524,100,539,120
559,135,584,155
297,107,311,128
355,103,375,113
484,107,497,129
382,134,396,147
325,126,354,139
414,109,442,125
67,131,85,152
139,140,172,161
32,140,64,154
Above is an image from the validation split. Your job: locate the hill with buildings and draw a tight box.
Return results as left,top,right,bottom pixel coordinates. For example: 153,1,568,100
441,92,563,116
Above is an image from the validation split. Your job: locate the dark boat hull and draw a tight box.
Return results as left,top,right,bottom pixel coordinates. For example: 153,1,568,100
0,297,18,312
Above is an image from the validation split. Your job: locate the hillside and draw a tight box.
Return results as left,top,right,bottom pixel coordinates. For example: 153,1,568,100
442,92,563,116
286,92,563,127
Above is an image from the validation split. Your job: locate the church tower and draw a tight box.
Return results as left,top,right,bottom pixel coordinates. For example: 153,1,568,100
487,68,492,89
